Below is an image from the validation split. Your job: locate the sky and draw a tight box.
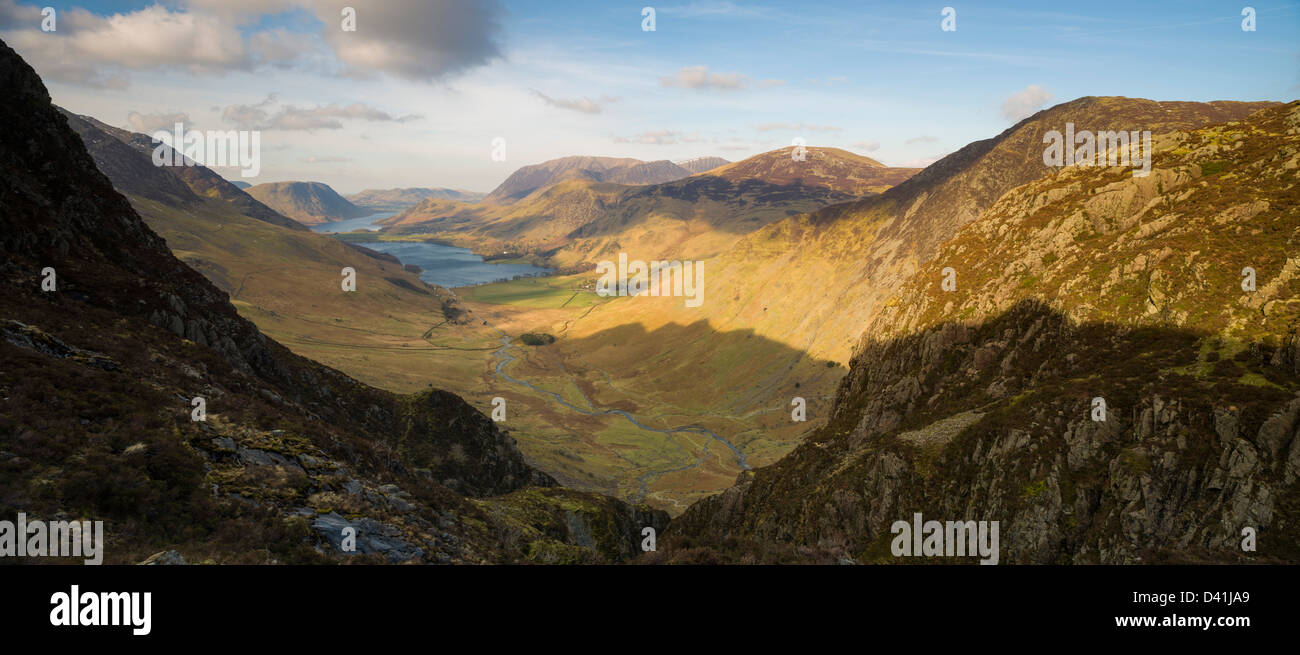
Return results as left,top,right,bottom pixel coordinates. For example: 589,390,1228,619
1,0,1297,195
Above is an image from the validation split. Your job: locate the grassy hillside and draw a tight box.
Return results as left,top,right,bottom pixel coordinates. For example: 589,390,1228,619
653,102,1300,564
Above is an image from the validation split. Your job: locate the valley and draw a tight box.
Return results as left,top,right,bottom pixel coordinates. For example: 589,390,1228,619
3,6,1293,567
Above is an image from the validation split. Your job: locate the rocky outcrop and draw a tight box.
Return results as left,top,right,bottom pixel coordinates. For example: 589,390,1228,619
397,390,557,497
668,302,1300,563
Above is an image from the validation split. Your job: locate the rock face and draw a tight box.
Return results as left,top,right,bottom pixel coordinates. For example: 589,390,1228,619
397,390,557,497
666,302,1299,564
866,101,1300,345
0,37,663,564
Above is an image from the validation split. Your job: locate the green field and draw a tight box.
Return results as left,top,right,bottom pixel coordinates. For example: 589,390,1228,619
456,275,610,309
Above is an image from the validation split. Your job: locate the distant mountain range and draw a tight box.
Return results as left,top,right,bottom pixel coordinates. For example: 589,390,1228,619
348,187,486,212
483,155,702,204
675,156,730,174
381,146,919,266
246,180,369,225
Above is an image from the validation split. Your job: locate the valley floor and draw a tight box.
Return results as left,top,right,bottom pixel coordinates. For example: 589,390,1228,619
245,272,839,515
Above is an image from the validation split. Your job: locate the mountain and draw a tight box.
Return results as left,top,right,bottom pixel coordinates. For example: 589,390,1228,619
517,97,1285,518
704,146,916,195
382,146,920,266
482,155,695,204
620,97,1285,367
59,111,308,232
0,38,667,564
59,109,494,393
246,180,369,225
649,101,1300,564
230,180,251,189
348,187,486,212
675,156,730,174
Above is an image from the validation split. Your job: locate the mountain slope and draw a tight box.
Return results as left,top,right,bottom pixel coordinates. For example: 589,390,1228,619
0,38,666,564
529,97,1284,519
615,97,1283,367
483,155,694,204
348,187,486,212
676,156,730,174
247,180,369,225
704,146,915,195
655,101,1300,565
59,111,307,231
60,110,476,395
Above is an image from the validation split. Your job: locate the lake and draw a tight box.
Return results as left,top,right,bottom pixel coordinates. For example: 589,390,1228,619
309,212,551,288
308,211,398,234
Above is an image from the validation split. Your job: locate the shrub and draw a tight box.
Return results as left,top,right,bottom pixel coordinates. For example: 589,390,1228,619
519,333,556,346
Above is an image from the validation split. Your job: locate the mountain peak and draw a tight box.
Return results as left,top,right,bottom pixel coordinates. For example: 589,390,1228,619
246,180,368,225
674,155,730,174
700,145,910,195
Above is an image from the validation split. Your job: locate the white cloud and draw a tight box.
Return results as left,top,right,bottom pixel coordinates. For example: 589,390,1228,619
808,75,848,86
126,111,192,133
613,130,703,145
221,96,420,131
905,135,938,145
1001,84,1054,122
3,5,250,83
660,65,747,90
529,90,617,114
2,1,504,88
850,140,880,152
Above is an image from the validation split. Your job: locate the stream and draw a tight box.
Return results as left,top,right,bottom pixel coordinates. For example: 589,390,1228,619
478,317,750,504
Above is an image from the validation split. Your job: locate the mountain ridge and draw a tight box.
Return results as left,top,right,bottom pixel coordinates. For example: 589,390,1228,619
483,155,696,204
348,187,486,212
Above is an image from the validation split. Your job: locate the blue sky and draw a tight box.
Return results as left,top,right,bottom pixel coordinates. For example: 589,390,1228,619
2,0,1296,193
